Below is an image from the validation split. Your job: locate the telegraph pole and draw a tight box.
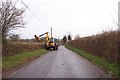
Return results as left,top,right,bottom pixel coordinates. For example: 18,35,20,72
51,27,52,37
118,1,120,35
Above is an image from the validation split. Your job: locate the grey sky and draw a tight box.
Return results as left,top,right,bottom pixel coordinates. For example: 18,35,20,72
11,0,119,39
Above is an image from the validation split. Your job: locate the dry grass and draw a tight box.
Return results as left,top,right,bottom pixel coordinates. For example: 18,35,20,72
67,30,118,63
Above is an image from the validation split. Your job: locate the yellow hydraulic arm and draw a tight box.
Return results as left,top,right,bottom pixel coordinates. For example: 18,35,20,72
34,32,49,42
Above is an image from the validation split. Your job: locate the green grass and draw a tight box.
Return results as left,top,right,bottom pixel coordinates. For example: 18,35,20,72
65,45,118,77
2,49,47,71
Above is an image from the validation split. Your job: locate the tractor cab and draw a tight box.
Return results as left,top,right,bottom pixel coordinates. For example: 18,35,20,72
49,37,55,43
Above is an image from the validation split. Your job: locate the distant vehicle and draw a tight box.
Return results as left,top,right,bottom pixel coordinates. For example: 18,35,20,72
34,32,58,50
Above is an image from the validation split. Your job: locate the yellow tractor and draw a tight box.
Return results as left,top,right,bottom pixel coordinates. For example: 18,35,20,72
34,32,58,50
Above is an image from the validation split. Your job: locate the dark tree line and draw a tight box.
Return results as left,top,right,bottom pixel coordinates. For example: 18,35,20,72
62,35,72,43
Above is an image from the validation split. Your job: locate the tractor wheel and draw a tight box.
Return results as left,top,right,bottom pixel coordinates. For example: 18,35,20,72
56,46,58,50
53,46,56,50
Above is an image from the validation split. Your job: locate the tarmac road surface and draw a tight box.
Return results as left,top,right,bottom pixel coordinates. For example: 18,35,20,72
7,46,109,78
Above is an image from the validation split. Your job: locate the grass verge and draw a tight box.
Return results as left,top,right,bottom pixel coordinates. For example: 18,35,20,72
2,49,47,71
65,45,118,77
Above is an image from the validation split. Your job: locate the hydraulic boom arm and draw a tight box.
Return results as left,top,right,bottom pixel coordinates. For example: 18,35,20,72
34,32,49,42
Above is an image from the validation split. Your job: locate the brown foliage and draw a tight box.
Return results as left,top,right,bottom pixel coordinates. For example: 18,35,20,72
2,42,42,57
67,30,118,63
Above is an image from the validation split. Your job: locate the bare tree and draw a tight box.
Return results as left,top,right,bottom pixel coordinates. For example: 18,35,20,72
63,36,67,43
9,34,20,41
0,0,25,39
74,34,80,40
68,35,72,41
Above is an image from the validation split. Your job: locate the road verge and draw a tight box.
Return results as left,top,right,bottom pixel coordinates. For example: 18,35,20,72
2,49,47,72
65,45,118,78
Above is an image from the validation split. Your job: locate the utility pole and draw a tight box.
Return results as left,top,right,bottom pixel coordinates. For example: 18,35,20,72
51,27,52,37
119,1,120,30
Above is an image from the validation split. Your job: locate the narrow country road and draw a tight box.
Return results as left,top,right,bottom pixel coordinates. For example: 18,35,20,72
7,46,109,78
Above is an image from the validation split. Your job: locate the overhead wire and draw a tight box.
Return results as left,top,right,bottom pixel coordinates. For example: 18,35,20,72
20,0,50,28
109,10,118,28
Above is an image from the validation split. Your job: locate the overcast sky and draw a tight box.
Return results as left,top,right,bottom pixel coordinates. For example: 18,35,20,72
10,0,119,39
